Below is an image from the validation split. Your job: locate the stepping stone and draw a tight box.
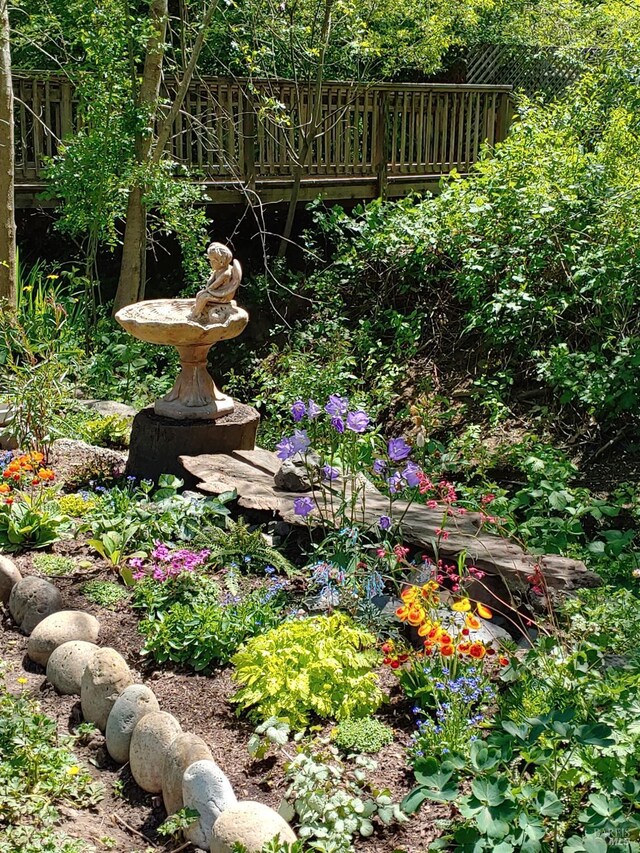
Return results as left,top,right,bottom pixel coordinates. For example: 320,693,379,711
9,576,63,634
129,711,182,793
0,555,21,603
162,732,213,815
210,801,296,853
81,647,133,730
46,640,100,695
182,759,237,848
106,684,160,764
27,610,100,666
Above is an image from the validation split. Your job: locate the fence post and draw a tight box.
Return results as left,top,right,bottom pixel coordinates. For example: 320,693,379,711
241,89,256,191
495,92,515,143
375,90,389,199
60,80,73,139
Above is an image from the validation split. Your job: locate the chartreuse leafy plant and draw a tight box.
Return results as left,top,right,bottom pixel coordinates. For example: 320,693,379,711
231,614,383,728
0,669,102,853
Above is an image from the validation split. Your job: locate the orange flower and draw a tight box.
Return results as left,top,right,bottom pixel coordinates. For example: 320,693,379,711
401,587,417,603
456,641,471,655
440,644,455,657
395,605,408,621
465,614,481,631
37,468,55,482
452,597,471,612
0,484,10,494
476,603,493,620
439,632,453,646
407,608,423,627
469,642,486,659
417,622,432,636
499,656,510,667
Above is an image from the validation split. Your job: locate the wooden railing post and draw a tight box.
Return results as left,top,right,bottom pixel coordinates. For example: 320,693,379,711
374,90,389,199
495,92,514,143
241,89,256,190
60,80,72,139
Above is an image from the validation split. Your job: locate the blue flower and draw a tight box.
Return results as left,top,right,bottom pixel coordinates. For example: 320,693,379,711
322,464,339,481
378,515,392,530
325,394,349,416
403,461,422,488
264,565,276,575
330,416,345,434
307,399,322,419
372,458,386,475
388,437,411,463
345,410,370,433
293,496,315,517
291,400,307,422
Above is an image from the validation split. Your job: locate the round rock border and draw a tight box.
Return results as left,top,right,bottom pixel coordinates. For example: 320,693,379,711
2,569,297,850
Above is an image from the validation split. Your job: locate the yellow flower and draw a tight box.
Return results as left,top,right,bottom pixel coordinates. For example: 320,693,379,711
452,597,471,612
67,765,80,776
17,677,27,685
476,603,493,620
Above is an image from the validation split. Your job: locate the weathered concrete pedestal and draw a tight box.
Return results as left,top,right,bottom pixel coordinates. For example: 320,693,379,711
126,403,260,487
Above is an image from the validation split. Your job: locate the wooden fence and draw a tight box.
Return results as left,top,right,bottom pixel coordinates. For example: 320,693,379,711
13,74,514,205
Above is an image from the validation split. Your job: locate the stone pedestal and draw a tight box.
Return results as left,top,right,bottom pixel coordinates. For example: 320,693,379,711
126,403,260,487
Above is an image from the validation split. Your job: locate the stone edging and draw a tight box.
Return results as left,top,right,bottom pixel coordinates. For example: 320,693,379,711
0,555,297,853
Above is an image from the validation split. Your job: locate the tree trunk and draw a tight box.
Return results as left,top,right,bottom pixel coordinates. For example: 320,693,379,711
113,0,168,314
0,0,16,308
277,0,334,258
113,0,220,313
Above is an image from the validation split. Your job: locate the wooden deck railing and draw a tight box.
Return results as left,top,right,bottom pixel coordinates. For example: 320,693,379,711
13,74,514,204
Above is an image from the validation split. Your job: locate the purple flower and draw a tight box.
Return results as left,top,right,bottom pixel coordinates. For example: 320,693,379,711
325,394,349,416
346,410,370,433
291,429,311,455
379,515,392,530
387,471,405,494
388,437,411,463
293,496,315,517
322,464,339,481
373,459,386,475
291,400,307,422
276,436,295,461
308,399,322,419
403,461,422,488
331,416,345,434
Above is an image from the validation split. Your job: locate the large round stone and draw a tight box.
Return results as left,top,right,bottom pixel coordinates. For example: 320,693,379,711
105,684,160,765
210,801,296,853
46,640,100,695
129,711,182,793
182,759,237,848
162,733,213,815
27,610,100,666
0,555,22,604
9,576,63,634
80,647,133,730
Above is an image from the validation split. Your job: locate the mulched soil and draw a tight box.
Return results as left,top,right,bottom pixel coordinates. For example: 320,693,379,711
1,539,448,853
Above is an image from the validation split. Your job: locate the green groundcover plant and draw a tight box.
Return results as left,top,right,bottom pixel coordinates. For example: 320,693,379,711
231,613,383,728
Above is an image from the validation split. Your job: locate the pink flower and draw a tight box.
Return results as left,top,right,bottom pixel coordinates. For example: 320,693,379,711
426,500,438,509
435,528,450,540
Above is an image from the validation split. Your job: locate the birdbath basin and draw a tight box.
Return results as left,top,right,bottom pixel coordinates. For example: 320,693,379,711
115,298,248,420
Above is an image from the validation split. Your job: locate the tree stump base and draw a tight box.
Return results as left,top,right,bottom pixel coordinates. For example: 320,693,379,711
127,404,260,487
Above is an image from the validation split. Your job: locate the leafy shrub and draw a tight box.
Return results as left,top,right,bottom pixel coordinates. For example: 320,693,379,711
193,518,296,577
332,717,394,754
0,669,102,852
84,474,233,556
57,492,97,517
32,554,76,577
82,414,131,448
136,568,289,671
283,745,406,852
231,613,383,728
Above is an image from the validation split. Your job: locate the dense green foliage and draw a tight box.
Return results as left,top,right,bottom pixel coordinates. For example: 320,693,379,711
0,672,101,853
332,717,395,755
231,613,383,728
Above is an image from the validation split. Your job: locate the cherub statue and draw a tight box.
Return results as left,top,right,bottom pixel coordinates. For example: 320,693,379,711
189,242,242,322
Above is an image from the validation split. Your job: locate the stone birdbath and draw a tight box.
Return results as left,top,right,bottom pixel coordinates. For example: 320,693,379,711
115,243,248,421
